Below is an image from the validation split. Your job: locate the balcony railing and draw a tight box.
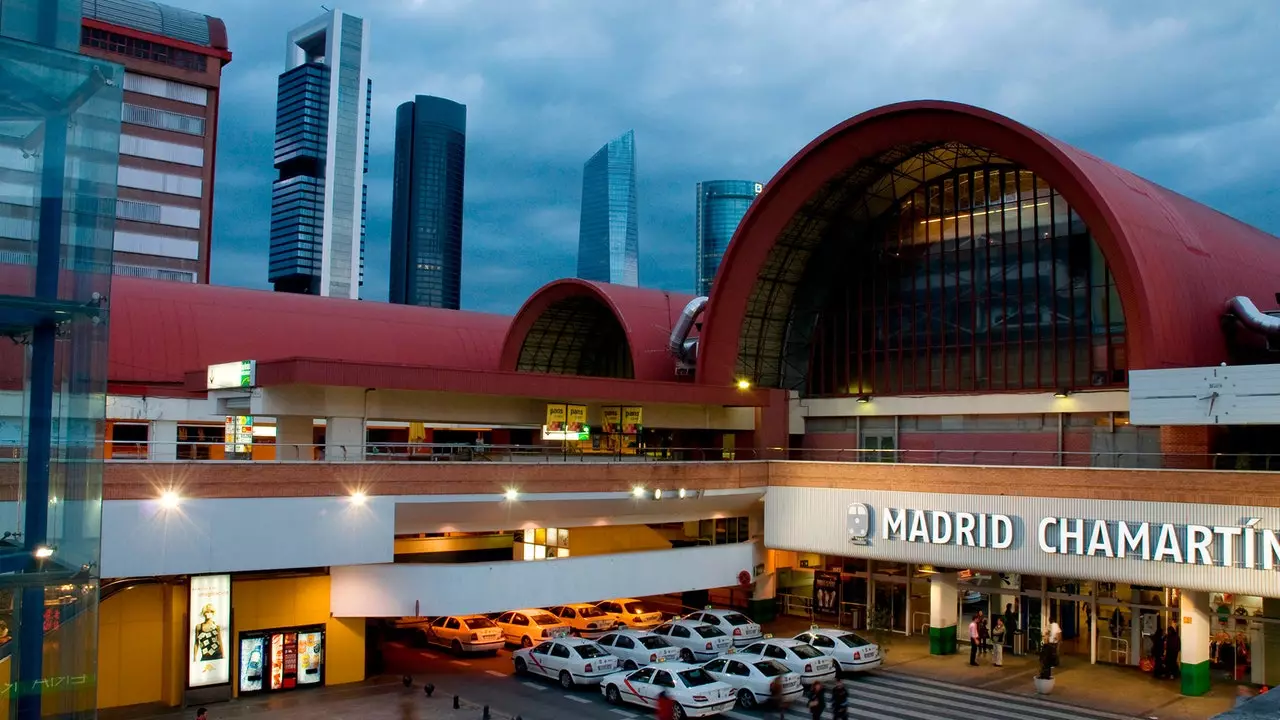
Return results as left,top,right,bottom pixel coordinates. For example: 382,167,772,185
52,441,1280,470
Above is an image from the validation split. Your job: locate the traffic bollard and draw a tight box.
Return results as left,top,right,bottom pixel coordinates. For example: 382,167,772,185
402,675,412,688
424,682,435,697
453,695,460,709
482,706,490,719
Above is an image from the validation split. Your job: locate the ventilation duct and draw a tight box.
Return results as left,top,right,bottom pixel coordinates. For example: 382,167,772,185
1225,296,1280,339
669,296,708,374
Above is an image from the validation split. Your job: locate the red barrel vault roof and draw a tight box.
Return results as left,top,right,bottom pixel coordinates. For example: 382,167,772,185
698,100,1280,387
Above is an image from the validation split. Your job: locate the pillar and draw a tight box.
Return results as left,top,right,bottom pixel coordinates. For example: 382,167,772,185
149,419,177,461
275,416,314,461
326,416,366,461
1263,598,1280,686
929,572,958,655
1178,590,1211,696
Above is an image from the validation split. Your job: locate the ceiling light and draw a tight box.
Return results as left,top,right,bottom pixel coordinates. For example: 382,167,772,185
34,546,54,559
653,489,663,500
160,491,181,510
678,488,687,499
736,379,751,390
856,395,871,404
1054,389,1071,398
504,488,519,501
349,491,367,506
632,486,646,499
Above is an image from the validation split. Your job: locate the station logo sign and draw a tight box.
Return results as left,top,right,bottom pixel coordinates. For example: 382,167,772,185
846,502,871,545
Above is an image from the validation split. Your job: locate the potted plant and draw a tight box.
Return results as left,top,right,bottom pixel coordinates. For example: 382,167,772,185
1033,641,1055,694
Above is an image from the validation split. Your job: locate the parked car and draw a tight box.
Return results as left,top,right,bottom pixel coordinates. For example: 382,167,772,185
595,598,665,630
494,608,572,647
652,619,734,662
422,615,504,654
736,638,838,685
600,663,737,718
596,628,681,669
547,603,618,638
793,627,882,673
511,635,619,689
703,654,802,709
682,608,763,648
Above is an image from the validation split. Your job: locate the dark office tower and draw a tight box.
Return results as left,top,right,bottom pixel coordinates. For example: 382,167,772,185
695,180,762,296
577,130,638,286
389,95,465,308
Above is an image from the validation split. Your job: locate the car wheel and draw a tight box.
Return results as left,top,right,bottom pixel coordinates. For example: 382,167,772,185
623,659,637,671
736,688,757,709
672,703,687,720
605,684,621,704
679,648,694,663
451,640,462,654
559,670,574,690
521,636,533,648
513,658,528,675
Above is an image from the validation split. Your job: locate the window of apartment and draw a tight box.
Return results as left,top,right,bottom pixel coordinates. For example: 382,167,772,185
109,423,149,459
697,517,750,545
515,527,570,560
112,264,197,283
177,425,222,460
117,166,202,197
113,230,199,260
123,72,207,106
81,27,207,72
120,135,204,167
122,103,205,136
116,199,200,229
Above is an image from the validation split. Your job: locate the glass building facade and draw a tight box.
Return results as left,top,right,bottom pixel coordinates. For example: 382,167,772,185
269,10,369,299
695,180,761,296
389,95,465,309
577,129,638,287
0,4,121,715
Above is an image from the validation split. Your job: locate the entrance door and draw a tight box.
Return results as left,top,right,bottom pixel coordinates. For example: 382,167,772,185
872,580,907,634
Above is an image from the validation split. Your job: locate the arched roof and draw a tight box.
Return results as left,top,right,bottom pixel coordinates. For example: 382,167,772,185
108,276,511,386
698,100,1280,388
500,279,696,383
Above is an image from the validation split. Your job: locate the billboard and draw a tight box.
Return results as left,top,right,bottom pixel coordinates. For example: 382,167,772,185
545,403,567,432
189,574,232,688
602,407,621,434
566,404,587,433
207,360,256,389
622,406,643,434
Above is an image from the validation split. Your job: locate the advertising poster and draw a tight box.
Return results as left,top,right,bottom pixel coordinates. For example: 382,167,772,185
622,406,642,434
239,636,264,692
282,632,298,689
566,404,587,433
189,574,231,688
602,407,621,434
545,403,567,432
270,634,284,690
814,571,840,615
297,630,323,684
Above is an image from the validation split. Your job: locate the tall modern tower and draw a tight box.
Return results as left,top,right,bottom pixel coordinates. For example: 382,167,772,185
695,180,762,296
577,129,638,286
389,95,466,308
269,9,370,298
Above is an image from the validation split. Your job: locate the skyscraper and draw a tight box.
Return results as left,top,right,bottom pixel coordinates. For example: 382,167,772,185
695,180,762,296
577,129,638,286
389,95,465,308
269,9,370,298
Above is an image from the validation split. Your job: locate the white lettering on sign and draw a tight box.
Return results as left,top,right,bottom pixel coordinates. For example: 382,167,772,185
881,509,1013,549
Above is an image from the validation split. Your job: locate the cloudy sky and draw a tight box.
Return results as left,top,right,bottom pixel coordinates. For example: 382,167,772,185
182,0,1280,315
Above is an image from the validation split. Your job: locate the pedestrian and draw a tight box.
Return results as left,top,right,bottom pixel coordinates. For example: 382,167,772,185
1165,626,1181,680
657,690,675,720
807,681,826,720
968,615,981,666
195,710,208,720
1150,627,1166,679
1004,603,1018,650
1046,616,1062,668
991,617,1006,667
771,676,791,719
977,611,990,655
831,681,848,720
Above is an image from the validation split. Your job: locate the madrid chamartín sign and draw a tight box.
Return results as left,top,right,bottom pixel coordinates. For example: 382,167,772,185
849,503,1280,571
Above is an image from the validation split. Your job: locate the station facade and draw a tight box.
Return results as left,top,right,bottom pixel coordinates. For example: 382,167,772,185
3,101,1280,711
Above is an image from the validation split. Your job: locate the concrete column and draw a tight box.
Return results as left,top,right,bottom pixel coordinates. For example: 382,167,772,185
326,417,366,461
149,419,177,461
1262,598,1280,686
1179,590,1211,696
929,572,958,655
276,416,315,461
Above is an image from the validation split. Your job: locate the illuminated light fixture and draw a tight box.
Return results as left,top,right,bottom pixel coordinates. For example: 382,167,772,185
736,379,751,390
653,489,663,501
34,546,54,559
504,488,519,501
632,486,646,499
919,199,1050,225
678,488,688,499
159,490,181,510
349,491,367,506
49,496,58,505
1054,389,1071,398
856,395,871,404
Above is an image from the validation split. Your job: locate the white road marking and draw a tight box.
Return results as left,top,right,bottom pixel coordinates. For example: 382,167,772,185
450,660,471,667
564,695,592,704
521,681,547,691
485,670,507,678
609,710,638,718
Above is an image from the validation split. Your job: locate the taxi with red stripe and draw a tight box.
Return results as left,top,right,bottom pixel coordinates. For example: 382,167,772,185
601,661,737,718
511,632,619,690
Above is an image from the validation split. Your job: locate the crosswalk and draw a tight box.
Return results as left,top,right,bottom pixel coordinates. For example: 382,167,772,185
725,672,1138,720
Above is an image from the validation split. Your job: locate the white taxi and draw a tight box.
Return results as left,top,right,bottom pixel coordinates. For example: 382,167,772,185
683,608,762,648
652,619,734,662
511,635,619,689
595,598,665,630
703,655,803,710
600,662,737,719
737,638,838,685
793,627,882,673
596,628,681,670
546,603,618,638
494,609,572,648
422,615,504,654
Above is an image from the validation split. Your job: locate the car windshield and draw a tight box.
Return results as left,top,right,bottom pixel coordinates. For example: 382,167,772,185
574,644,609,659
677,668,717,687
722,613,752,626
623,602,651,615
791,644,823,659
753,660,790,677
530,614,559,625
693,625,726,638
464,617,496,629
835,633,873,648
638,636,671,649
577,606,606,618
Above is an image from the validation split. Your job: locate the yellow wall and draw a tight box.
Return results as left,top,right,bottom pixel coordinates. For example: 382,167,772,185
567,525,673,556
98,585,167,709
231,575,364,695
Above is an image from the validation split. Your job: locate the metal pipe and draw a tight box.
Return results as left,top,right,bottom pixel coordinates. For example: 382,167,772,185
668,296,709,371
1225,296,1280,336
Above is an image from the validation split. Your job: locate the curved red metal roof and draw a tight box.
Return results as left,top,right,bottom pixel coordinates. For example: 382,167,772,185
501,278,696,383
108,276,511,386
698,100,1280,387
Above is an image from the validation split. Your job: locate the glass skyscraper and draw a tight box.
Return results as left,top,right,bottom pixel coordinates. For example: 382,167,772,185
695,180,762,296
269,9,370,299
0,1,120,716
389,95,465,309
577,129,638,286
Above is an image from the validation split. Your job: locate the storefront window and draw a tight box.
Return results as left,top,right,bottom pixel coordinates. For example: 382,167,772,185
515,527,570,560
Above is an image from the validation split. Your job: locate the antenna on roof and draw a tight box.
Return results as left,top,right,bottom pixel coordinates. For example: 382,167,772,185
320,4,331,11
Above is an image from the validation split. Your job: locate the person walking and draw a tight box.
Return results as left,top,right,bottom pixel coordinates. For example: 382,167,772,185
807,681,826,720
1165,627,1182,680
977,611,990,655
195,710,208,720
1004,603,1018,651
969,616,981,666
1046,616,1062,668
991,617,1006,667
830,681,848,720
657,690,675,720
1150,627,1167,679
771,676,791,719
